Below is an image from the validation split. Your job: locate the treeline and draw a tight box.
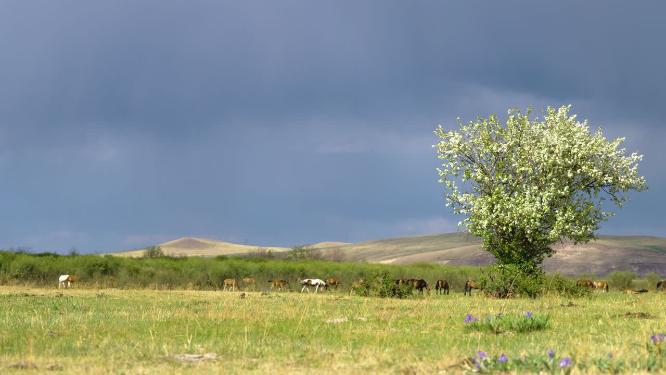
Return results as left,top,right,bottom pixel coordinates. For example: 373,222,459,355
0,251,483,291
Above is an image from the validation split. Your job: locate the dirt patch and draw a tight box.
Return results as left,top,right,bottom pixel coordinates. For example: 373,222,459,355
622,312,654,319
172,353,218,362
8,360,37,369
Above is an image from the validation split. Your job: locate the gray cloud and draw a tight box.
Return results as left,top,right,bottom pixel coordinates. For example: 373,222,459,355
0,1,664,251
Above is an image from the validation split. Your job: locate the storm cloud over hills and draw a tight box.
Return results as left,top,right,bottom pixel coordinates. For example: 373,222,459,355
1,1,664,251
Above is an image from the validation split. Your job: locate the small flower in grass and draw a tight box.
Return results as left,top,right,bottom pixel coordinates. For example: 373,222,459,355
476,351,487,360
524,311,533,318
547,349,555,359
559,357,572,368
651,333,666,345
464,314,478,324
498,354,508,363
608,352,613,359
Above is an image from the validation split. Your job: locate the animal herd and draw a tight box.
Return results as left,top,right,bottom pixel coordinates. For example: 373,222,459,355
55,274,666,295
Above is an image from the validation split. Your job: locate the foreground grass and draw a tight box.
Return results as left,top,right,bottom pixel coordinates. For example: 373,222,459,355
1,287,665,373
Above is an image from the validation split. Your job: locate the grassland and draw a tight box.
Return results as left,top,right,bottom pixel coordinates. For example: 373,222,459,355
2,286,666,374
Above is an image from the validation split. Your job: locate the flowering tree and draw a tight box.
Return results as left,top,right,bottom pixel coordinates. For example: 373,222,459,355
434,105,646,271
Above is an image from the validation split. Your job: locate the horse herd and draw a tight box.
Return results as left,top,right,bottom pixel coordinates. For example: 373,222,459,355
219,276,479,296
55,274,666,294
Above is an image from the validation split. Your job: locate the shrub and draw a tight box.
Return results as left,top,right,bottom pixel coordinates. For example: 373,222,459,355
608,271,636,290
480,264,543,298
542,273,590,297
143,246,164,258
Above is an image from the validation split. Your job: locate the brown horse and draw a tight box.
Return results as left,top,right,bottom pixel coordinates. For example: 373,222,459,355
464,280,480,296
434,279,450,295
657,280,666,291
325,277,341,290
593,280,609,292
408,279,429,294
223,278,237,291
268,279,289,291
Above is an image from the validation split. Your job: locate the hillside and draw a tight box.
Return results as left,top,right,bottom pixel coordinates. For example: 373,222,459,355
112,237,290,257
111,233,666,275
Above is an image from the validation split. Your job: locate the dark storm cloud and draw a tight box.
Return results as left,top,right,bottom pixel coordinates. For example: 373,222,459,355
0,1,664,251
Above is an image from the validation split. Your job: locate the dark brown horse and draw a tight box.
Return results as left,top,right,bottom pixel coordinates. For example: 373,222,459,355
464,280,480,296
434,279,450,295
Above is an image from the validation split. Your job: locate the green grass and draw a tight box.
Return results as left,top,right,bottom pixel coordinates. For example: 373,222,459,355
2,286,666,373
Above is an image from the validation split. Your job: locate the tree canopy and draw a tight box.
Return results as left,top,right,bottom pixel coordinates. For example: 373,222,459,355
434,105,646,270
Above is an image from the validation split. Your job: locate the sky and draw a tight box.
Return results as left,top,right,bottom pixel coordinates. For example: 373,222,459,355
1,1,665,252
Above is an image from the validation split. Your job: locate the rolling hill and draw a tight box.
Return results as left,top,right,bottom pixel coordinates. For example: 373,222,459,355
111,233,666,275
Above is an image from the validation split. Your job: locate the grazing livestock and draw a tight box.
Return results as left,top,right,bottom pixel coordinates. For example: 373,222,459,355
657,280,666,291
325,277,341,290
242,277,256,290
464,280,480,296
58,275,76,289
300,278,327,293
434,279,450,295
593,280,609,292
576,279,595,288
394,279,409,286
223,278,237,291
408,279,429,294
268,279,289,291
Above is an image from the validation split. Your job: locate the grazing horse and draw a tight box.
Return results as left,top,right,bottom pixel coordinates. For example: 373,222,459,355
408,279,429,294
242,277,256,290
325,277,341,290
434,279,450,295
464,280,480,296
268,279,289,291
657,280,666,291
576,279,595,288
58,275,76,289
300,278,327,293
223,278,237,291
593,280,609,292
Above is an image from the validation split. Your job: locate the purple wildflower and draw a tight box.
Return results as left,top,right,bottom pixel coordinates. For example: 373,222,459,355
547,349,555,359
524,311,533,318
477,351,487,360
498,354,508,363
464,314,478,324
651,333,666,345
559,357,572,368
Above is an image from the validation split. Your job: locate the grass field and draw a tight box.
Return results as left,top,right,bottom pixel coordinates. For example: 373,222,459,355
2,287,666,374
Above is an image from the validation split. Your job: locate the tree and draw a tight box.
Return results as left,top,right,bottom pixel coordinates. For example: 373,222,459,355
143,246,164,258
434,105,646,271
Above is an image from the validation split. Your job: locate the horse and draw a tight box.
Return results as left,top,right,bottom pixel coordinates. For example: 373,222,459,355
58,275,76,289
268,279,289,291
657,280,666,291
593,280,609,292
408,279,429,295
434,279,450,295
223,278,237,291
242,277,256,290
464,280,480,296
325,277,341,290
300,278,327,293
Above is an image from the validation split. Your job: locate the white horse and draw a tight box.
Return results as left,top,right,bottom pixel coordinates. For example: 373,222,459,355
300,278,327,293
58,275,75,289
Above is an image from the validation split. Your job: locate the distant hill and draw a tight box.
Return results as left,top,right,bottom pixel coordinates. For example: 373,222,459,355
112,237,290,257
110,233,666,275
